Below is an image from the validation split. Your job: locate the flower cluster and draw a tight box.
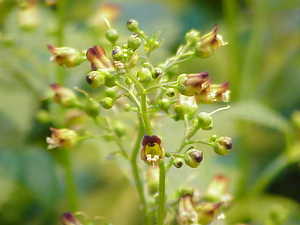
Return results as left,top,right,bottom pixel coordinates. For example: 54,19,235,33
43,17,233,225
177,175,232,225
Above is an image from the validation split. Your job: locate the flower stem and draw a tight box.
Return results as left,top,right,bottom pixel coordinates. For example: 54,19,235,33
158,161,166,225
130,123,149,224
60,150,78,211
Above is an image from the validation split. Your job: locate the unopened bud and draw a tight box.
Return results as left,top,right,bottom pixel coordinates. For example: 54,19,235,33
128,34,142,50
152,67,163,79
137,67,152,82
104,72,116,87
213,136,232,155
46,128,78,149
197,112,213,130
100,97,114,109
166,88,176,97
105,87,118,99
112,46,124,61
105,28,119,43
127,19,139,32
48,45,85,67
158,98,171,112
184,148,203,168
85,98,100,117
204,175,230,202
173,157,184,168
86,70,106,88
113,121,126,137
185,29,201,45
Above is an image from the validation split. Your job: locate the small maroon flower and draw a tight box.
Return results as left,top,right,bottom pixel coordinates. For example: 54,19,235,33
140,135,164,165
61,212,82,225
86,46,113,70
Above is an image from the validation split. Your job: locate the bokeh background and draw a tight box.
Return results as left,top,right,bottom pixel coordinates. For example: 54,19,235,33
0,0,300,225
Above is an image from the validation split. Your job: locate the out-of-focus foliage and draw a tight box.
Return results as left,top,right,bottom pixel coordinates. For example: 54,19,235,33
0,0,300,225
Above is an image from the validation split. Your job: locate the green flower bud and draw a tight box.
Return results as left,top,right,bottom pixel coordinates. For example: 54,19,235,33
127,19,139,32
128,34,142,50
137,67,152,82
46,128,78,150
145,38,160,53
153,67,163,79
113,121,126,137
213,136,232,155
146,166,159,195
127,53,139,68
86,70,106,88
36,110,51,123
184,148,203,168
173,104,187,121
105,87,118,99
158,98,171,112
112,46,124,61
105,28,119,43
197,112,213,130
104,72,116,87
185,29,201,45
173,157,184,168
100,97,114,109
166,88,176,97
85,98,100,117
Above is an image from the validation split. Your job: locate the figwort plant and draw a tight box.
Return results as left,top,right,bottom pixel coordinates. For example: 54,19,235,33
44,8,232,225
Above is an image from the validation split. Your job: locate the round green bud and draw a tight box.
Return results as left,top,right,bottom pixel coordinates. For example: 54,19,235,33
137,67,152,82
127,19,139,32
184,148,203,168
105,87,118,99
173,157,184,168
197,112,213,130
36,110,51,123
158,98,171,112
166,88,176,97
86,71,106,88
128,34,142,50
213,136,232,156
113,122,126,137
100,97,114,109
173,104,187,121
185,29,201,44
104,72,116,87
153,67,163,79
85,98,100,117
105,28,119,43
112,46,123,61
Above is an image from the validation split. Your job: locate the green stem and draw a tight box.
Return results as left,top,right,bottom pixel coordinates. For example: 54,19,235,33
55,0,68,84
130,123,149,224
158,161,166,225
61,150,78,211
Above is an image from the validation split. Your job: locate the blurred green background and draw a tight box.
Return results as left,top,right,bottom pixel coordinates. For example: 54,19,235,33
0,0,300,225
